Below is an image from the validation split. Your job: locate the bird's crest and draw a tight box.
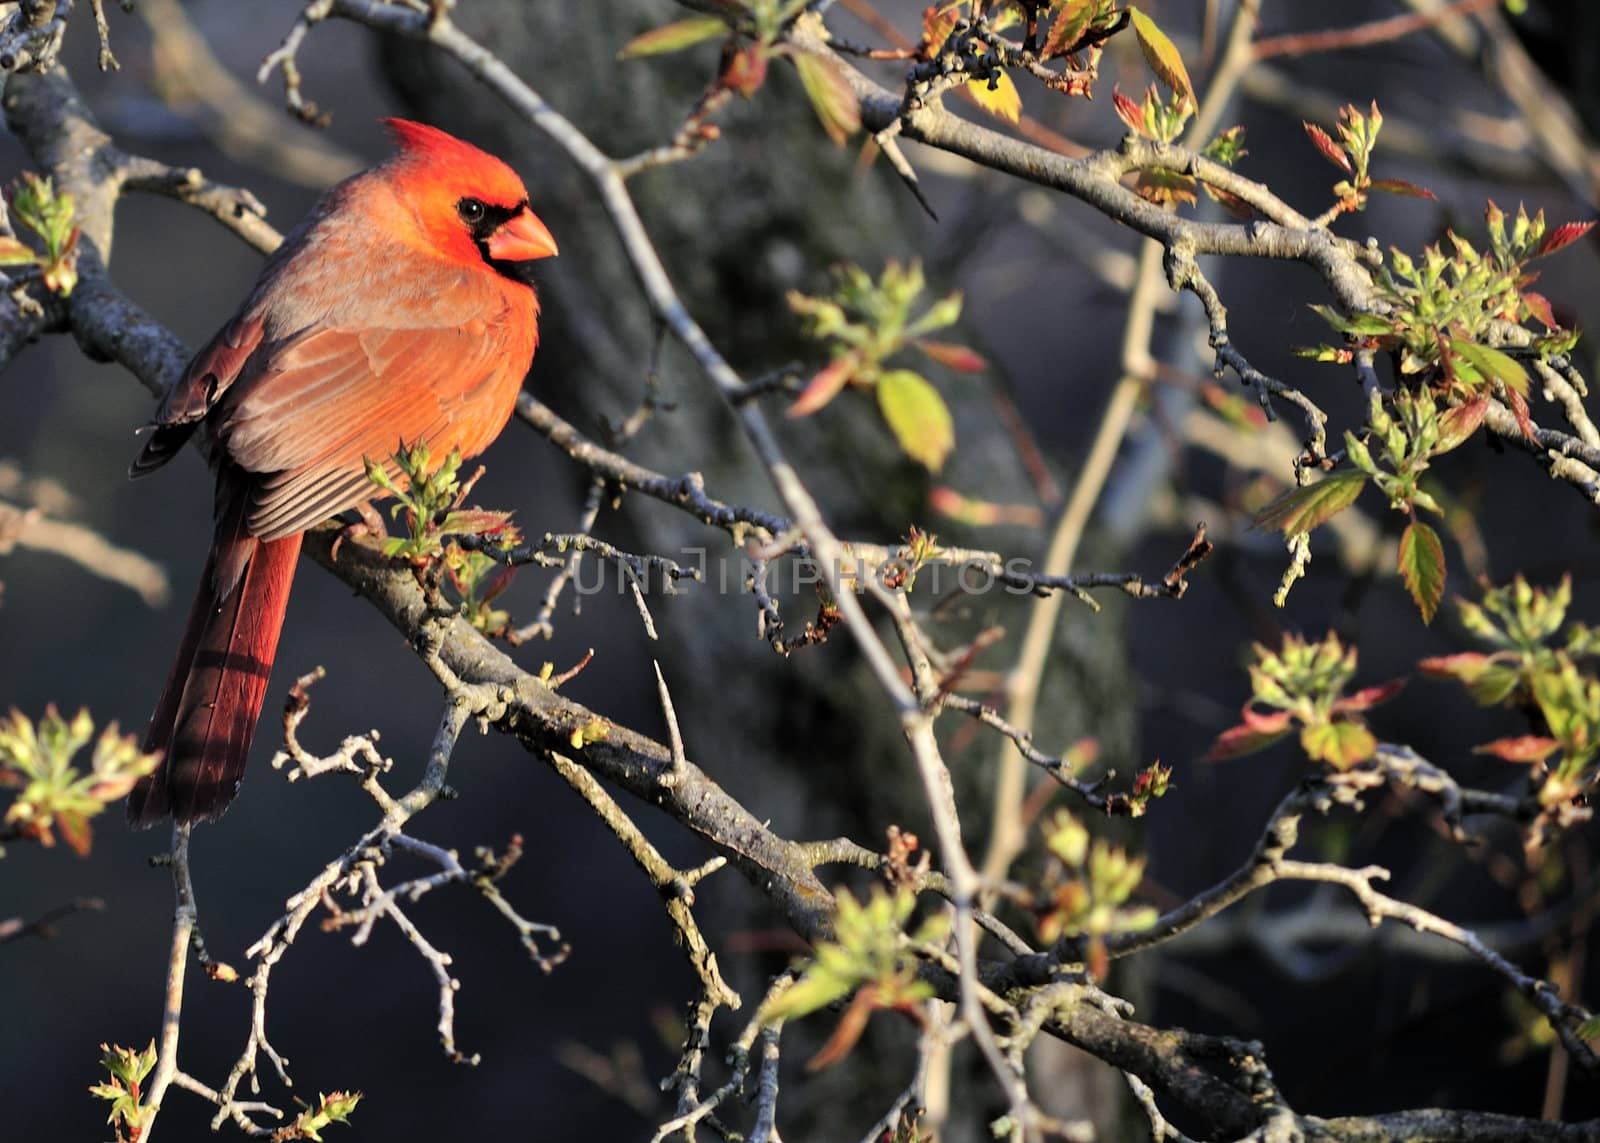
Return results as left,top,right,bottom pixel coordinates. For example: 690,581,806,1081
383,117,470,161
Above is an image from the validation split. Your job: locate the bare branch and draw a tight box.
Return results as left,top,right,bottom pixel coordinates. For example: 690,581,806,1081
0,894,103,944
0,495,169,605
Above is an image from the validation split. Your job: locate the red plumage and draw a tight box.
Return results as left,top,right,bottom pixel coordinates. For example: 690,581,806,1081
127,120,557,826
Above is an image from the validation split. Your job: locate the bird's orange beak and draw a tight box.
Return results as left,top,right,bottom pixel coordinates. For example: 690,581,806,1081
486,208,558,262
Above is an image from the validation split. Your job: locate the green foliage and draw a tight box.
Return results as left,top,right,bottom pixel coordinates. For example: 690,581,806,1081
1126,5,1193,109
88,1040,156,1143
1111,63,1244,208
615,1,861,147
1271,203,1596,621
761,884,946,1068
1397,520,1445,625
1346,389,1452,515
876,370,955,472
1039,0,1120,59
91,1041,357,1141
0,172,80,296
1385,204,1583,378
617,0,807,59
282,1091,363,1141
1028,810,1157,976
1260,352,1548,617
788,259,984,470
1301,204,1591,391
916,1,1189,138
1129,761,1173,817
1113,82,1192,146
1208,633,1403,770
1202,125,1248,166
1420,576,1600,814
1282,186,1591,624
616,16,727,59
884,525,943,592
1255,468,1368,538
763,884,945,1022
365,442,520,635
792,50,862,144
1303,102,1434,217
0,706,158,856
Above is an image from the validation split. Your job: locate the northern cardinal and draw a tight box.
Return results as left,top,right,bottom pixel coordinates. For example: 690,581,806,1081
126,120,557,826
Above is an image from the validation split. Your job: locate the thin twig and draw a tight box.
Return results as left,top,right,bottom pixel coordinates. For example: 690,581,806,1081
1252,0,1500,60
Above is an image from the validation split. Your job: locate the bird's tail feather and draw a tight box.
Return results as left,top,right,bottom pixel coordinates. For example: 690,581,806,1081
128,514,300,827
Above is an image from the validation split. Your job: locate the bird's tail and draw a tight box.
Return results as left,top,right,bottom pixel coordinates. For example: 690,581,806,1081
127,518,301,827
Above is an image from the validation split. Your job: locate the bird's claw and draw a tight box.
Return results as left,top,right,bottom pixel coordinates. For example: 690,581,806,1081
331,501,389,561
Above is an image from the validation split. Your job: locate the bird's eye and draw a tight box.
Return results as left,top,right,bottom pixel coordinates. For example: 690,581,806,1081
456,197,487,225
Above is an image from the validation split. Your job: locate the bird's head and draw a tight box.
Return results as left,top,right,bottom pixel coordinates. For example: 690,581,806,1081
381,118,558,277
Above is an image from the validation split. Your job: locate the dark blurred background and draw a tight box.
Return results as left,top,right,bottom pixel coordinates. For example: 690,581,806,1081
3,1,1600,1139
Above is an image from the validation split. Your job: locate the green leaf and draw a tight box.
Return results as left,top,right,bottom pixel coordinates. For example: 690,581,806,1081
1202,125,1248,166
1419,652,1521,705
1042,0,1097,57
1307,304,1393,337
0,707,158,855
1300,720,1377,770
793,52,861,146
877,370,954,471
1254,469,1367,536
617,16,727,59
1398,519,1446,624
1450,339,1529,396
1292,344,1355,364
1128,7,1194,108
0,235,37,266
289,1090,363,1142
764,969,854,1022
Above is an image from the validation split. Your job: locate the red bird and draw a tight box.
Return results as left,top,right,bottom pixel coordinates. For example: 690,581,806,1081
127,120,557,826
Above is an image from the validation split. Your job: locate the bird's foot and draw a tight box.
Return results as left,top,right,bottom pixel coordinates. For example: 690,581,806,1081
331,501,389,561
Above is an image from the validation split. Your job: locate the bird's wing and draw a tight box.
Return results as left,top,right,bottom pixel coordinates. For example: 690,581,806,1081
215,312,534,543
130,315,267,477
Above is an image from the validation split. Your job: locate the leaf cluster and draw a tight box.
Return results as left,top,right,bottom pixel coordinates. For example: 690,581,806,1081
0,706,158,856
616,1,861,147
1303,102,1434,217
0,172,80,296
1369,203,1584,388
1207,633,1403,770
1301,203,1589,390
761,884,947,1070
365,443,519,634
917,3,1186,134
1025,809,1156,977
1128,760,1172,817
88,1040,156,1143
1267,203,1594,621
1421,576,1600,816
787,259,986,471
279,1091,363,1141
